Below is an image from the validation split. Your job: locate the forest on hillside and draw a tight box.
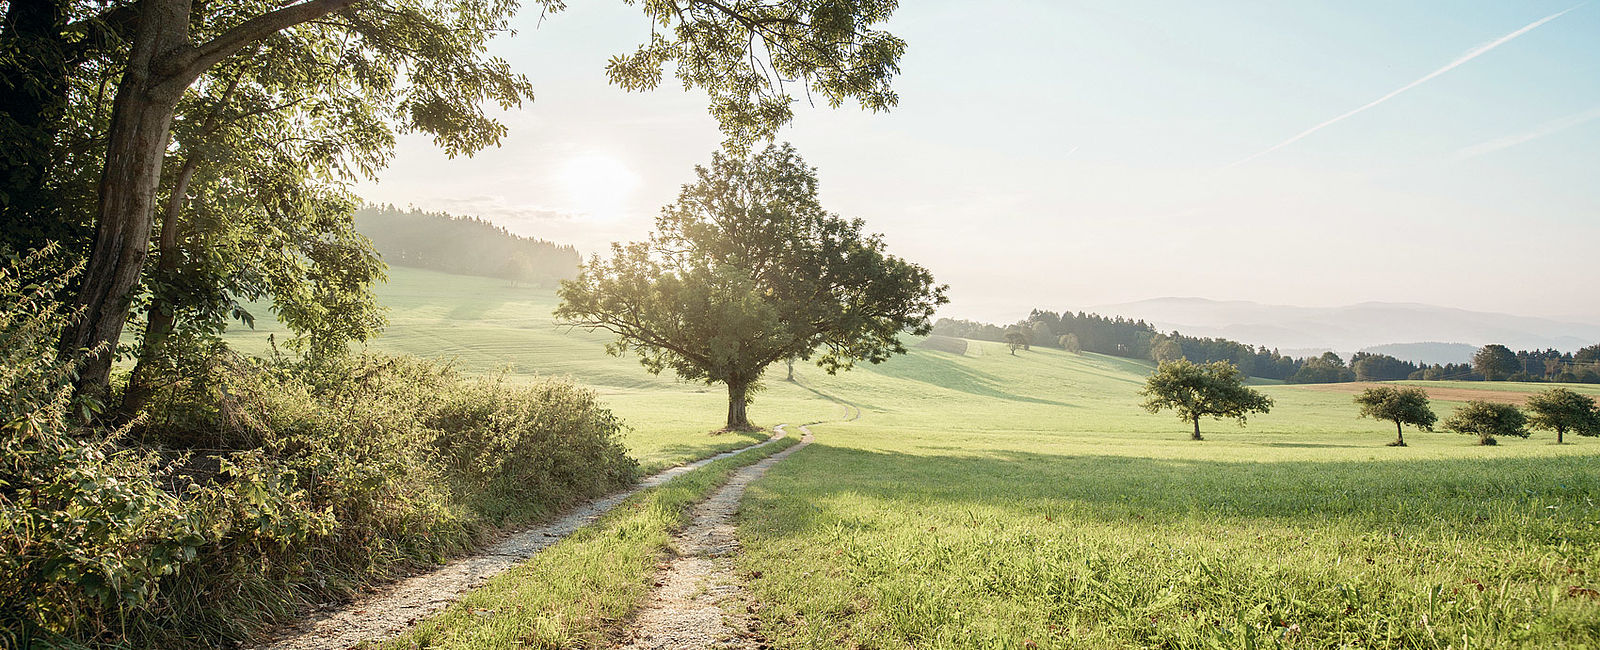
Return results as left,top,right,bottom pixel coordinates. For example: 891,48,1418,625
357,205,580,287
933,310,1600,384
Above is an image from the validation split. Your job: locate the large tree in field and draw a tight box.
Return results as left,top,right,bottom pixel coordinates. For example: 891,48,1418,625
1443,400,1528,445
1140,359,1273,441
1353,386,1436,447
3,0,908,395
1472,344,1519,381
555,144,946,430
1525,388,1600,444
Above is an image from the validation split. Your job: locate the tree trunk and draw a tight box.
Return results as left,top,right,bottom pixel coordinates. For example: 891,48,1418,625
56,0,359,395
725,379,752,430
785,359,794,382
1191,417,1203,441
1557,427,1565,445
58,0,195,395
119,154,199,418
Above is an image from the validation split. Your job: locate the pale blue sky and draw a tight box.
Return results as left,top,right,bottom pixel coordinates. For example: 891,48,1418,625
357,1,1600,324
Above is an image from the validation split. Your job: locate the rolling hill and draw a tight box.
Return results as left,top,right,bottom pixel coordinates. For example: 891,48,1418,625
1091,297,1600,362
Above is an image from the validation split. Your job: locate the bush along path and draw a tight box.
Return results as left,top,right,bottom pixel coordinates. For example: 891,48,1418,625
255,429,789,650
619,425,816,650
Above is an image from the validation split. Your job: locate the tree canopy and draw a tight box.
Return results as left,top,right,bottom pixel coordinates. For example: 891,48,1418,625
1443,400,1529,445
1353,386,1436,446
1139,359,1273,441
1472,345,1520,381
1,0,912,395
1524,388,1600,444
555,144,946,430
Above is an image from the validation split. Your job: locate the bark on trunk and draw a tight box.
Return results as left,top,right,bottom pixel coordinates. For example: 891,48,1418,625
1191,417,1203,441
57,0,359,395
59,0,195,395
119,155,199,418
1558,428,1565,444
1393,420,1405,447
726,379,752,430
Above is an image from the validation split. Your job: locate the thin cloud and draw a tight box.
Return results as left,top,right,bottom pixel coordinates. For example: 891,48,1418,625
1458,106,1600,159
1228,5,1584,168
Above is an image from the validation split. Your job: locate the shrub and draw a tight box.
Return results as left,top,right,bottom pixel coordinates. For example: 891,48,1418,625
1,247,638,648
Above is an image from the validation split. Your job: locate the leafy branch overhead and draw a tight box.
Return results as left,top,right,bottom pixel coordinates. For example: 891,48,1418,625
606,0,905,146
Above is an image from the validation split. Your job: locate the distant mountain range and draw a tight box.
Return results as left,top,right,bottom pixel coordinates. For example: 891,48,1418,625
1088,298,1600,365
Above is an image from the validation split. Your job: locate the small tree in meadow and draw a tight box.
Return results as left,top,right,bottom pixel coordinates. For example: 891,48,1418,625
1140,359,1273,440
1004,328,1029,355
1525,388,1600,444
1443,400,1529,445
1353,386,1436,446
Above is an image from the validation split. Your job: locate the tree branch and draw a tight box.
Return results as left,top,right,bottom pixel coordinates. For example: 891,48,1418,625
186,0,362,80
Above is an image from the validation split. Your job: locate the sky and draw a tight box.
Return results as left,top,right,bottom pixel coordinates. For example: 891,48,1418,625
355,0,1600,325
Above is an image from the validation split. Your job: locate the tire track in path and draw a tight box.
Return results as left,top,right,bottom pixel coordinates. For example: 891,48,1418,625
617,425,815,649
256,430,787,650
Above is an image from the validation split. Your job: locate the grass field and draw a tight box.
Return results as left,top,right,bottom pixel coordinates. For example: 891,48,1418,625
232,267,1600,648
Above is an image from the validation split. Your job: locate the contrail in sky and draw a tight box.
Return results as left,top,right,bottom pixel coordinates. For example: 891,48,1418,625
1227,5,1584,168
1458,105,1600,159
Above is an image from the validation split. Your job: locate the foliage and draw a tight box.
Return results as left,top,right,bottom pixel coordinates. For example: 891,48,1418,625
1058,333,1081,354
356,204,580,287
1525,388,1600,444
1004,326,1029,355
1,253,636,647
1443,400,1529,445
1289,352,1356,384
1352,386,1436,446
556,144,945,429
1472,344,1520,381
1139,359,1273,440
606,0,905,148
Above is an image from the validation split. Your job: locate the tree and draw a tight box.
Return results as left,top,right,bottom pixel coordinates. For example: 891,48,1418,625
1443,400,1528,445
1150,336,1183,364
1140,359,1273,441
15,0,910,394
1004,327,1029,355
1472,345,1519,381
555,144,945,430
1353,386,1436,446
1289,351,1354,384
1525,388,1600,444
1059,333,1081,354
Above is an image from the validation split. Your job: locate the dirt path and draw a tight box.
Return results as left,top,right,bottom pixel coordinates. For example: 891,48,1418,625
255,430,787,650
617,425,815,650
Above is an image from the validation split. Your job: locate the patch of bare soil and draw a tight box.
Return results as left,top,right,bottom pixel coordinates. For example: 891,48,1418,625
254,430,786,650
617,426,814,650
1293,382,1532,405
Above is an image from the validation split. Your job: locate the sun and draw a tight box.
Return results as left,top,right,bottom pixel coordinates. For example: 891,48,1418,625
557,154,640,220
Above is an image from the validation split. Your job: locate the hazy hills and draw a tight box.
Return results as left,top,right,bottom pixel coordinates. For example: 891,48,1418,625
1089,298,1600,364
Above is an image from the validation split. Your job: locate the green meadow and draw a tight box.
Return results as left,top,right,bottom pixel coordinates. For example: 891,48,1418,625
231,267,1600,648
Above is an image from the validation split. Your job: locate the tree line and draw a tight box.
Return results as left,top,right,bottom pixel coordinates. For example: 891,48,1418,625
356,205,579,287
934,311,1600,384
1140,361,1600,445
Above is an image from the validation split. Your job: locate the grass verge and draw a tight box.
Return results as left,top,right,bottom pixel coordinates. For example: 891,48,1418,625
372,430,801,649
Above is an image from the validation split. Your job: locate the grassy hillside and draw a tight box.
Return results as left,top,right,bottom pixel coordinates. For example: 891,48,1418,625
229,267,1600,647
